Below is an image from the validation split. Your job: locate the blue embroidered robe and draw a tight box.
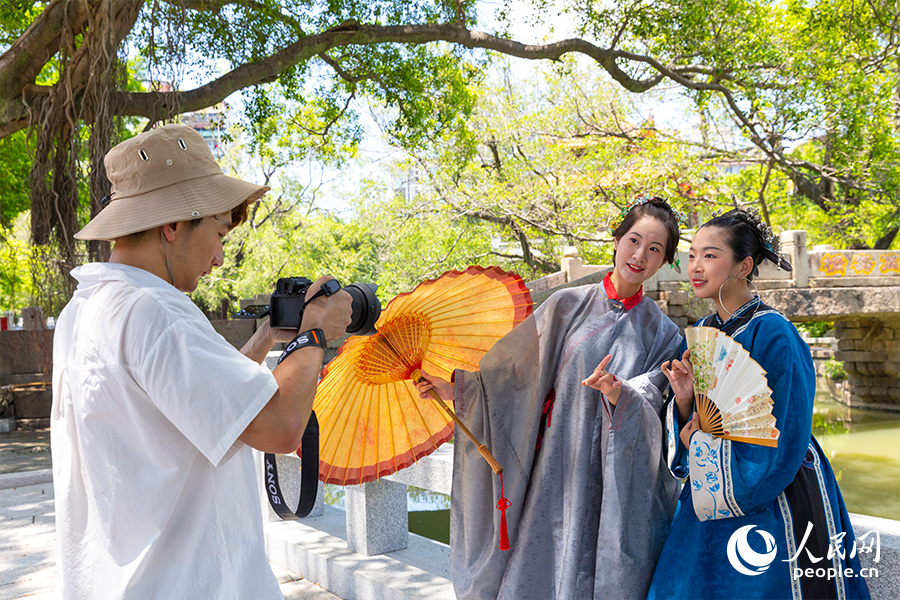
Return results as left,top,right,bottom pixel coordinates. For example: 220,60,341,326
648,299,870,600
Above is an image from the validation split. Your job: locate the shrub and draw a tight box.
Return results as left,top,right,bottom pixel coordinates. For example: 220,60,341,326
796,321,834,338
823,358,846,381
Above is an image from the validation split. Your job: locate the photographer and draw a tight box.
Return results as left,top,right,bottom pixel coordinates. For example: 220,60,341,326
51,124,352,599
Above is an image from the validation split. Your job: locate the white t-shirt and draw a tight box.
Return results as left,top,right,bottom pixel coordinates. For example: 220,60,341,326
51,263,282,599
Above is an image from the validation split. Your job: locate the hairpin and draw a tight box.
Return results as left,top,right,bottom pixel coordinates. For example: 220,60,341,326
670,258,682,273
607,195,688,232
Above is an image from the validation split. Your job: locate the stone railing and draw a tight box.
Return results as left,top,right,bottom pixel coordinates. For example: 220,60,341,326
257,448,455,600
801,334,838,359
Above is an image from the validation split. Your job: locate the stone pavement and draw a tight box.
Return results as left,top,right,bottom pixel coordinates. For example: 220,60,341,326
0,430,343,600
0,430,51,475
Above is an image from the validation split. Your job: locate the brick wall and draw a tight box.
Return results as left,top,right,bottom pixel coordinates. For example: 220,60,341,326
834,318,900,407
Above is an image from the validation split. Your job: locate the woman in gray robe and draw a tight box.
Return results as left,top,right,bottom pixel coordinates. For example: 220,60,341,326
417,197,685,599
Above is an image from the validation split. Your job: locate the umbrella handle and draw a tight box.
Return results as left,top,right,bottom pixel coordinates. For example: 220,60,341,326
411,369,503,475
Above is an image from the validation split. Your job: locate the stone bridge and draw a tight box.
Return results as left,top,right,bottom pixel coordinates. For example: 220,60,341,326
528,231,900,409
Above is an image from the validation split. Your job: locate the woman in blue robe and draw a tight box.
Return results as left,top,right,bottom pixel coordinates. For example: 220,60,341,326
648,209,870,599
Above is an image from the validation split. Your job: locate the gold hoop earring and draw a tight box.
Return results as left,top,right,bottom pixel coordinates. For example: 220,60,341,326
717,275,760,319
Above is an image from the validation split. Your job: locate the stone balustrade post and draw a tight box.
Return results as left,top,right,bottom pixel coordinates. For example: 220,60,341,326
781,230,808,287
21,306,45,330
345,478,409,555
560,246,583,283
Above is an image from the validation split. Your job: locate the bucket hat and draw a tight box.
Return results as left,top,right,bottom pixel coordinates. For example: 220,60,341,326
75,124,269,240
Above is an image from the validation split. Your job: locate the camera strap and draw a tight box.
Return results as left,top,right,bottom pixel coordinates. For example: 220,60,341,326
263,412,319,520
262,336,324,520
302,279,342,307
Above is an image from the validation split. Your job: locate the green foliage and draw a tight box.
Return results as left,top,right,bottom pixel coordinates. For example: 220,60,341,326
243,85,362,171
795,321,834,338
4,0,899,313
558,0,900,248
0,222,32,314
402,58,717,275
722,153,900,250
0,1,43,45
0,212,57,316
0,131,30,227
133,0,480,153
823,358,846,381
355,46,484,150
190,175,383,315
352,178,497,297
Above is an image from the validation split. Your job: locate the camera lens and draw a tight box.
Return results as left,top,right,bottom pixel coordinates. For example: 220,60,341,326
344,283,381,335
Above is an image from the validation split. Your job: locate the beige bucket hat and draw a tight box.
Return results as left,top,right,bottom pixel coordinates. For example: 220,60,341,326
75,124,269,241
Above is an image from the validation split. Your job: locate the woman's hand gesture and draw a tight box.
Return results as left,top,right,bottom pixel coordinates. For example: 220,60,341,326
413,369,455,404
661,348,695,424
582,354,622,405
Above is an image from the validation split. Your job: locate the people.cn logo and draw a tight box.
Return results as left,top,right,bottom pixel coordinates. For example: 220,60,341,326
727,525,777,576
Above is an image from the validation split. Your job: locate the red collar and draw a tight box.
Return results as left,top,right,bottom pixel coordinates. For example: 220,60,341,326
603,272,643,310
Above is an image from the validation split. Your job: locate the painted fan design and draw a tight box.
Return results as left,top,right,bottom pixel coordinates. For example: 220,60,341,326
685,326,780,447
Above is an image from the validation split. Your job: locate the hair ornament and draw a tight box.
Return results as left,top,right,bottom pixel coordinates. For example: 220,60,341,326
607,195,688,232
670,258,682,273
741,207,793,270
713,205,793,272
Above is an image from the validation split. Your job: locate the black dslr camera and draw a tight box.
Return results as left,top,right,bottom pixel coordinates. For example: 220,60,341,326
235,277,381,336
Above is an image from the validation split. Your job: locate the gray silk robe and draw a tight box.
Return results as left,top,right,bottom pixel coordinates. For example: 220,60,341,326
450,284,682,600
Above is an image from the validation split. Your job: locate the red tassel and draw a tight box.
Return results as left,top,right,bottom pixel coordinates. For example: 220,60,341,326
497,472,511,551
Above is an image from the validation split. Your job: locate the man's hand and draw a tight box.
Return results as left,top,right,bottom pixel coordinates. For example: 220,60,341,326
266,319,298,344
582,354,622,405
239,275,351,454
240,317,296,364
299,276,353,341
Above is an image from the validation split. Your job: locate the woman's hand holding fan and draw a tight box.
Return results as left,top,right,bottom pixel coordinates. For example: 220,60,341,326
684,327,780,448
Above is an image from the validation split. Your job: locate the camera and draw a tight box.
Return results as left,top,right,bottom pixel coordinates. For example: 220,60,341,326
235,277,381,336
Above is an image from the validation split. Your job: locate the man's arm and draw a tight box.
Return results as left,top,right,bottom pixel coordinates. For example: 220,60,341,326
238,277,352,454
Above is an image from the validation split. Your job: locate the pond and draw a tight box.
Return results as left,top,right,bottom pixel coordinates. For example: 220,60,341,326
325,378,900,545
813,385,900,521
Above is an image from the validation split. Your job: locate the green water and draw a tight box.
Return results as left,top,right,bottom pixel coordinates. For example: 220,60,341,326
812,388,900,520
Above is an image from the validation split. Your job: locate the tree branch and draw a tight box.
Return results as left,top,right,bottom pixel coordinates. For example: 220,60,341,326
169,0,306,35
7,22,672,129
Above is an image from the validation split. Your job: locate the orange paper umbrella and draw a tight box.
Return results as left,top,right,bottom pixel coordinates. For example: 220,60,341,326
312,265,532,487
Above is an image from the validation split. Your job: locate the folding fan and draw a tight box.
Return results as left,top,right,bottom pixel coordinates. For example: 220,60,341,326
684,326,780,447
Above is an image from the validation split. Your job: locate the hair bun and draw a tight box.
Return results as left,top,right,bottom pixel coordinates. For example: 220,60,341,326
711,206,792,271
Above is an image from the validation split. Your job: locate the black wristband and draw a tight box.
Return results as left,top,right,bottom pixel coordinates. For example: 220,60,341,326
280,328,326,362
